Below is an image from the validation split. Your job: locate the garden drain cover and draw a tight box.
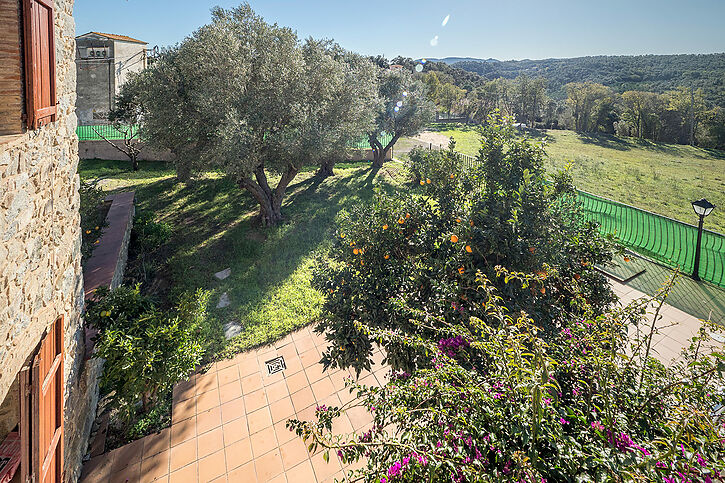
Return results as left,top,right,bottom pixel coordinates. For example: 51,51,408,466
265,356,286,375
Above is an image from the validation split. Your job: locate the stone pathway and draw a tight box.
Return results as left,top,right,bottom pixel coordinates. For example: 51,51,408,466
80,278,720,483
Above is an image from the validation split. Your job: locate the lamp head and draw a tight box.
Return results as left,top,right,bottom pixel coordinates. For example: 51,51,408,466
692,198,715,217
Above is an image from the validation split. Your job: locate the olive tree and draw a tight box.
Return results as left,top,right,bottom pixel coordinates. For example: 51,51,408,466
368,69,434,170
126,5,377,225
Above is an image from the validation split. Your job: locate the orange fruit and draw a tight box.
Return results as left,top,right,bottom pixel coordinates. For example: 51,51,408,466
470,221,474,227
353,248,360,255
540,287,546,294
398,218,405,224
383,224,388,230
573,274,581,281
426,178,431,184
384,254,390,259
455,218,461,223
420,180,425,186
340,233,345,238
406,213,411,219
458,267,465,274
529,247,536,254
465,245,472,253
450,174,455,179
450,235,459,243
623,256,631,262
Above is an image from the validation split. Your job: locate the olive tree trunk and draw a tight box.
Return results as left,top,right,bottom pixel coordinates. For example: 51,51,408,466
369,133,399,170
316,159,336,177
239,163,299,226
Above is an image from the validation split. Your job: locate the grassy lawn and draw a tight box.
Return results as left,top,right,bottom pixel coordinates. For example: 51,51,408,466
79,159,406,358
427,126,725,233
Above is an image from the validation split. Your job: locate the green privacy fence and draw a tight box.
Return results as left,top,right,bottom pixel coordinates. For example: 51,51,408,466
77,124,140,141
577,190,725,288
351,133,393,150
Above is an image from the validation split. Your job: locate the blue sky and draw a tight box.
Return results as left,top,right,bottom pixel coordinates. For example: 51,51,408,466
74,0,725,60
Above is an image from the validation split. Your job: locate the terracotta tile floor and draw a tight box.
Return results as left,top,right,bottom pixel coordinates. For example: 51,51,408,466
80,280,721,483
80,327,383,483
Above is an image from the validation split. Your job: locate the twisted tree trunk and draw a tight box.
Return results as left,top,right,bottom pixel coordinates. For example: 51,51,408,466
369,133,399,170
239,163,299,226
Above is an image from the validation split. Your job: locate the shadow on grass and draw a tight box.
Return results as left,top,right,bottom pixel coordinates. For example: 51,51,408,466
575,132,632,151
79,159,175,181
127,165,399,357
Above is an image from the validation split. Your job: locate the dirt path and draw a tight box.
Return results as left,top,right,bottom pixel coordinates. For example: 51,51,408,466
412,131,450,147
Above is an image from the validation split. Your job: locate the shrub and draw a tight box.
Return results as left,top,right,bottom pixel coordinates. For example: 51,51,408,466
313,115,618,374
131,211,172,254
79,180,108,261
86,285,210,421
291,273,725,481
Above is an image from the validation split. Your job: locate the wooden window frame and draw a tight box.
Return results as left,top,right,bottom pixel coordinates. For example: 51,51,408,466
22,0,57,130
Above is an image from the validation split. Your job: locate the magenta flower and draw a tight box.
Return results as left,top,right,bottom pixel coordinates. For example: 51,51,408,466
591,421,604,431
559,417,569,425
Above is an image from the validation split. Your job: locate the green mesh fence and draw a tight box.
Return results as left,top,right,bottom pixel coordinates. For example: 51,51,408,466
351,133,393,150
577,190,725,288
77,124,139,141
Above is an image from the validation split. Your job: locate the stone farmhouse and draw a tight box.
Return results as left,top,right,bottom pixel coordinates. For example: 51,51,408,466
0,0,101,481
75,32,147,125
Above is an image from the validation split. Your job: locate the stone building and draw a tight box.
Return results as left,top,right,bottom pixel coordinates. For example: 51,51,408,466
0,0,100,481
75,32,147,125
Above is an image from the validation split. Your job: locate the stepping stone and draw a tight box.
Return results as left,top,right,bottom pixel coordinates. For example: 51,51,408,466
214,268,231,280
223,321,243,339
216,292,230,309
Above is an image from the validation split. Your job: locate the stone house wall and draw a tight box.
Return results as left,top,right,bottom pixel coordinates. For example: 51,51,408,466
0,0,100,480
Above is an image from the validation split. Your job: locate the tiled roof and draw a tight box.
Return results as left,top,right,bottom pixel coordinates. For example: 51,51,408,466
77,32,147,44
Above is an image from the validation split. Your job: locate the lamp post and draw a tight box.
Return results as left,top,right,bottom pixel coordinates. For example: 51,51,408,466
691,198,715,281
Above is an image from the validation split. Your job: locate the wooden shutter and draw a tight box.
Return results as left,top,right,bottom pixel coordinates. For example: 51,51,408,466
22,0,57,129
19,317,64,483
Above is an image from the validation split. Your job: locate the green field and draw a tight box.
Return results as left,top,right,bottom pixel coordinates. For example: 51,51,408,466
428,126,725,234
79,160,406,358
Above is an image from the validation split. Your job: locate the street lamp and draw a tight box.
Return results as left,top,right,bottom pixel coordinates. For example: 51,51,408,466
691,198,715,281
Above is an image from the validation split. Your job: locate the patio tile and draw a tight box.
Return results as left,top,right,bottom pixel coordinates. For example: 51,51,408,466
217,365,240,387
282,356,303,376
143,428,171,460
169,438,197,473
277,342,298,360
109,462,140,483
299,348,321,368
219,381,243,405
285,371,309,394
331,412,354,436
311,377,335,401
224,437,253,471
227,461,257,483
274,420,297,445
310,450,342,481
112,437,144,471
239,359,261,378
140,448,169,482
196,388,221,414
216,356,237,370
290,387,315,412
243,389,268,414
329,370,350,392
305,362,327,384
172,376,196,404
268,474,287,483
241,373,263,395
247,407,273,434
295,335,316,354
171,418,197,447
337,387,356,404
254,448,284,482
295,405,317,426
198,426,224,459
279,437,309,471
196,372,219,395
172,396,196,423
197,407,222,435
270,397,295,423
250,426,278,457
263,371,285,387
346,405,373,431
222,416,249,445
80,453,114,483
285,460,316,482
291,328,312,341
169,461,197,483
197,449,226,483
265,380,290,403
221,397,246,424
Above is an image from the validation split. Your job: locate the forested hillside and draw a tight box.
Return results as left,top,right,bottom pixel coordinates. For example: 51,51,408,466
449,54,725,106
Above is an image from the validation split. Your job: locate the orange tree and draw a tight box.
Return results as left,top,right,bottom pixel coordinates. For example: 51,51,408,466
312,115,619,373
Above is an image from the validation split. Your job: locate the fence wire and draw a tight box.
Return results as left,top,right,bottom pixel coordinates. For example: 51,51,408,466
77,124,139,141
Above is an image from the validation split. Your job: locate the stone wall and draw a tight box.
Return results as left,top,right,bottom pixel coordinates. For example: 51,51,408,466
0,0,99,481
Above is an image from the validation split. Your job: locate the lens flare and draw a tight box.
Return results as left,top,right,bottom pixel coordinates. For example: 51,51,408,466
442,14,450,26
430,36,439,47
415,64,423,72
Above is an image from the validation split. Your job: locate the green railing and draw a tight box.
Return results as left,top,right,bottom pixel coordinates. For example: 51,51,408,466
77,124,139,141
351,133,393,150
576,190,725,287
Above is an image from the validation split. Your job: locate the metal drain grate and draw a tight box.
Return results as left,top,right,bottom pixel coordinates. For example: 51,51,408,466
265,356,286,375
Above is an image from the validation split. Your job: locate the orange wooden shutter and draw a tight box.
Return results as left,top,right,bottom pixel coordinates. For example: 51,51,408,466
22,0,57,129
20,317,64,483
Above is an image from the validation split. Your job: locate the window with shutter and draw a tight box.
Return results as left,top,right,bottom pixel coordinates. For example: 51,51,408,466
19,317,64,483
22,0,57,130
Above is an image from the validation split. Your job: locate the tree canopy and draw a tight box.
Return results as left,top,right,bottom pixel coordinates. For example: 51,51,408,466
124,4,378,225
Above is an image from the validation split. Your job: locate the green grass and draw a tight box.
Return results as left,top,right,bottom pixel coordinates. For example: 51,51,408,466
79,159,406,358
429,127,725,234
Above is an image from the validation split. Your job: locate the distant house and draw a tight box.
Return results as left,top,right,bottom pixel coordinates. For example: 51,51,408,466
389,64,404,71
75,32,148,125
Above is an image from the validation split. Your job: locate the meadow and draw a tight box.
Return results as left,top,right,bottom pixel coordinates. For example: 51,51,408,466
424,126,725,233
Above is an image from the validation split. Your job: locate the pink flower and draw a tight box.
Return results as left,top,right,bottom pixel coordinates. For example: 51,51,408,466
591,421,604,431
559,418,569,425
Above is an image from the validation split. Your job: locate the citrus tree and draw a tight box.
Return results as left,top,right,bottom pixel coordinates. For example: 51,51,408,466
124,4,377,225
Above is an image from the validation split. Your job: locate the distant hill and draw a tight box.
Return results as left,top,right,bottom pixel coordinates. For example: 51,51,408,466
421,54,725,107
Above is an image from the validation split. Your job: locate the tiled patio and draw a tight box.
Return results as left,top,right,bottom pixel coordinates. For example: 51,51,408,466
80,327,384,483
80,278,721,483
